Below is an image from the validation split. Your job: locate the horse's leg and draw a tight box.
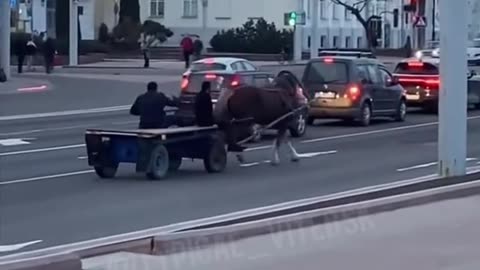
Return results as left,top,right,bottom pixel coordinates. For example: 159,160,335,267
287,138,300,162
271,128,286,166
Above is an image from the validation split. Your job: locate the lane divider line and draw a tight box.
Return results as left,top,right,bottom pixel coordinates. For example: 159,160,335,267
0,170,94,185
397,158,478,172
0,144,85,157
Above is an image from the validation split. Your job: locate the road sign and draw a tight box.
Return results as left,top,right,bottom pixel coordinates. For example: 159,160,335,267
413,15,427,27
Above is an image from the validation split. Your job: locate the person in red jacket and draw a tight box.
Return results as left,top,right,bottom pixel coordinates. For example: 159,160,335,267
180,35,194,69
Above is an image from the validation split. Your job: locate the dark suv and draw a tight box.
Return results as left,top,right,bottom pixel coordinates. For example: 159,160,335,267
302,56,407,126
175,70,308,138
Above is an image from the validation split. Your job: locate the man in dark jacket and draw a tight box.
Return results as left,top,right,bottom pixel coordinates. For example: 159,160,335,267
130,82,179,129
194,81,214,126
14,37,27,74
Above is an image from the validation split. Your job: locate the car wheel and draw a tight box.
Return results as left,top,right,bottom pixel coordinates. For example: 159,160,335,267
358,102,372,126
289,113,307,137
394,99,407,122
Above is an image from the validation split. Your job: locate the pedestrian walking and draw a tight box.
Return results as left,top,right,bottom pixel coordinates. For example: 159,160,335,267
180,35,194,69
193,38,204,61
26,37,37,71
140,33,153,68
14,36,27,74
42,34,56,74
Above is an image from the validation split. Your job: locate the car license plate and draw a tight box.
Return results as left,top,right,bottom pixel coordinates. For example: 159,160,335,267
406,93,420,100
315,92,336,98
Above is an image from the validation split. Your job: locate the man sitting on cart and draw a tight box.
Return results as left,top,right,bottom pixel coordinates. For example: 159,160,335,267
194,81,214,126
130,81,179,129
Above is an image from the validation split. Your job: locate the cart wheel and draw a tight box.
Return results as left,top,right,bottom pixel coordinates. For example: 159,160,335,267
204,139,227,173
169,155,182,172
146,144,169,180
94,165,118,179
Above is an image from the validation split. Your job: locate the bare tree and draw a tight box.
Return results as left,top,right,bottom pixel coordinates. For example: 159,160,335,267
330,0,379,48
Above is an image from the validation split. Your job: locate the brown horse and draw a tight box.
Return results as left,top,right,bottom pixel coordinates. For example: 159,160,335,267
215,71,307,165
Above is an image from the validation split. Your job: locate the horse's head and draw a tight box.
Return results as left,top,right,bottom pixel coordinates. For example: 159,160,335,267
273,71,308,107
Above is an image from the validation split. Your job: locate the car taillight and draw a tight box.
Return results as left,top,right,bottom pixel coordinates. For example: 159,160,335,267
180,77,189,90
231,75,241,87
324,58,334,63
205,74,217,79
397,77,440,87
347,85,360,100
407,61,424,67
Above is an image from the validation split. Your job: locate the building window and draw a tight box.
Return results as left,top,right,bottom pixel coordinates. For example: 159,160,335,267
150,0,165,17
344,7,352,20
333,36,339,47
345,36,351,48
357,36,363,48
320,0,327,19
332,4,338,20
321,35,327,47
183,0,198,17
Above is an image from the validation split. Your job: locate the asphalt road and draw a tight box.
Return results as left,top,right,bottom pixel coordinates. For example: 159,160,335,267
1,108,480,253
1,66,480,254
88,194,480,270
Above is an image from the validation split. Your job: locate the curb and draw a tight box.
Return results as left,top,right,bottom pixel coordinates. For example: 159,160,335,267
1,173,479,269
1,253,81,270
151,176,480,255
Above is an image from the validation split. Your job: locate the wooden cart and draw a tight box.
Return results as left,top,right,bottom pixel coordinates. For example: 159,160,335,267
84,126,227,180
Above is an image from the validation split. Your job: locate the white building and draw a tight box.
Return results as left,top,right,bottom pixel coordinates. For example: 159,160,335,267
20,0,116,40
141,0,410,49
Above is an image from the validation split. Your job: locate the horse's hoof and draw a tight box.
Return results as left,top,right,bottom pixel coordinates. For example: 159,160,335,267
236,154,245,164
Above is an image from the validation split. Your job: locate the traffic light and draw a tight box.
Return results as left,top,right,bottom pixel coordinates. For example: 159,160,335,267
288,12,297,26
393,8,399,27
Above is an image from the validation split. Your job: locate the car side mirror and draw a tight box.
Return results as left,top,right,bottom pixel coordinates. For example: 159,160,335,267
388,77,399,86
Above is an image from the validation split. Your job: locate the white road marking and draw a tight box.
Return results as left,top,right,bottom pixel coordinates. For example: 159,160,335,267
0,240,43,253
301,114,480,144
240,151,337,167
0,170,94,185
0,105,130,121
0,144,85,157
77,156,88,160
0,139,31,146
3,114,480,157
397,158,478,172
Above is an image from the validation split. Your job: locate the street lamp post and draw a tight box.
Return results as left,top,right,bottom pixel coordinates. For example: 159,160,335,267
69,0,79,66
438,0,468,177
293,0,304,61
0,0,11,80
310,0,319,59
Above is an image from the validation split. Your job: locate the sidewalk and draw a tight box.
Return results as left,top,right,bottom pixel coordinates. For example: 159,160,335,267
0,76,52,94
83,194,480,270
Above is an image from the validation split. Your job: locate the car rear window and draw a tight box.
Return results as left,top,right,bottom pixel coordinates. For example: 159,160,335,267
183,73,232,93
190,63,227,72
305,61,349,83
394,62,439,75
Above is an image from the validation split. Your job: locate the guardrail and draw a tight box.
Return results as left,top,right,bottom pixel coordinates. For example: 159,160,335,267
2,171,480,270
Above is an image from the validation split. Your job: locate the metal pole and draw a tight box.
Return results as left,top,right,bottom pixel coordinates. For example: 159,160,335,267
69,0,78,66
293,0,304,61
431,0,435,41
310,0,319,59
0,0,11,80
438,0,468,177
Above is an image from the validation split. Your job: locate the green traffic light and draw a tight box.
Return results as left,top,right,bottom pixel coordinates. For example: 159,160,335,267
290,12,297,19
288,18,296,26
